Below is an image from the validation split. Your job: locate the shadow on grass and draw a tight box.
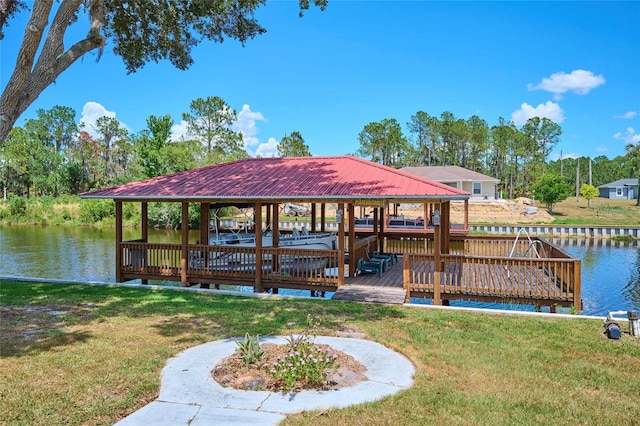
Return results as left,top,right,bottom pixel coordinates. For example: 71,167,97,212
1,280,405,357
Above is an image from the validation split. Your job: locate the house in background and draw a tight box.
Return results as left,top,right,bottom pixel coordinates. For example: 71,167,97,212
401,165,500,199
597,178,638,200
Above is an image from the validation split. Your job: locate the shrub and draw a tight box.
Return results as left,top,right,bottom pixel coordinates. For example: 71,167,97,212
78,199,115,223
234,333,264,366
264,315,338,393
7,195,27,216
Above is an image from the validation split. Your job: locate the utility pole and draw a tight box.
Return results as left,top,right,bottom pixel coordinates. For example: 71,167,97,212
589,157,592,185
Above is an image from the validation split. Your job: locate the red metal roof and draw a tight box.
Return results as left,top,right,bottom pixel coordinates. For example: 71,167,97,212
81,156,470,201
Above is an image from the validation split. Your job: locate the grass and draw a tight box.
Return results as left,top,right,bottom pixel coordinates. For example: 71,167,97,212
2,281,639,425
547,197,640,226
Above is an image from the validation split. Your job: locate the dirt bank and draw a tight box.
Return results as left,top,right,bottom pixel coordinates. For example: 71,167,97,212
323,198,554,224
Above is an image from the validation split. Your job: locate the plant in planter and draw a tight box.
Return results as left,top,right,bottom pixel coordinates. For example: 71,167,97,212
234,333,264,366
216,315,355,393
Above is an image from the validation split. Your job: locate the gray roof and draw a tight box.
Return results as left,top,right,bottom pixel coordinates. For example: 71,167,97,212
400,165,500,183
598,178,638,188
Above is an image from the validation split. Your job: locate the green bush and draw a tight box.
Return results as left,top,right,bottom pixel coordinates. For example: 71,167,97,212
7,195,27,216
78,199,115,223
147,202,201,229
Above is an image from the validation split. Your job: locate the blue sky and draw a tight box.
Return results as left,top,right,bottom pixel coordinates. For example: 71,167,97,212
2,1,639,159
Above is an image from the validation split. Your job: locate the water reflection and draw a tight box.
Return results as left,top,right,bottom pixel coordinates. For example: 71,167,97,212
622,248,640,307
1,225,639,315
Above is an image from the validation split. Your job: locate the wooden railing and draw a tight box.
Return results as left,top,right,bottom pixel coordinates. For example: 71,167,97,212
120,241,339,289
403,252,581,309
121,242,182,277
261,247,339,287
351,235,378,264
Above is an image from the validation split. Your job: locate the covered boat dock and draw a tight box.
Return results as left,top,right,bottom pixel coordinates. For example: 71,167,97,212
81,156,581,312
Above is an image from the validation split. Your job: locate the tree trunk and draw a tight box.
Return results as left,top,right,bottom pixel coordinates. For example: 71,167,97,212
0,0,105,145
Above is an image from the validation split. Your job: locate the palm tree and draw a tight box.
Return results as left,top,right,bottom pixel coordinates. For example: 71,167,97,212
626,142,640,206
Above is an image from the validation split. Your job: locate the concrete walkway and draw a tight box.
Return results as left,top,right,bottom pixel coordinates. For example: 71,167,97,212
114,336,415,425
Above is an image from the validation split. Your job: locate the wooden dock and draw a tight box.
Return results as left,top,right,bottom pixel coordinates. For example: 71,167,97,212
332,256,406,304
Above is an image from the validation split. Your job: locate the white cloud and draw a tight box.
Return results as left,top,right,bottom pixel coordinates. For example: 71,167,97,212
613,127,640,144
511,101,566,126
255,137,279,158
550,152,581,161
615,111,638,120
596,145,608,153
170,120,189,141
232,104,267,149
79,101,126,139
527,70,605,100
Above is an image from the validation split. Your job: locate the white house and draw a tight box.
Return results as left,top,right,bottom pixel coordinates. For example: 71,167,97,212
401,165,500,199
597,178,638,200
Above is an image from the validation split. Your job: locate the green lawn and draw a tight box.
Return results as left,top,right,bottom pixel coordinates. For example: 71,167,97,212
1,281,639,425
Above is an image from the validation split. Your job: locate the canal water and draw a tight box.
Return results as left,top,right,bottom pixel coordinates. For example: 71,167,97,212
1,225,638,316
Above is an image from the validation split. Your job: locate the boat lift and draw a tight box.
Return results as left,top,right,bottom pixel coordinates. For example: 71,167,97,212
508,228,548,259
506,228,551,280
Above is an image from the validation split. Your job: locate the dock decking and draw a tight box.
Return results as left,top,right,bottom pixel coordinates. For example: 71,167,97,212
332,257,406,304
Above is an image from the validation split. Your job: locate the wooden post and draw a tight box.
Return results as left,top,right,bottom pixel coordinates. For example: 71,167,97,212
442,201,450,255
464,198,469,231
348,203,356,277
433,204,442,305
141,202,148,284
320,203,326,232
141,202,148,242
337,203,345,286
574,259,582,312
311,203,317,232
196,203,210,289
423,202,428,231
181,202,189,286
199,203,209,245
379,207,385,253
254,202,263,293
403,255,410,303
115,201,123,283
373,208,380,252
272,203,279,275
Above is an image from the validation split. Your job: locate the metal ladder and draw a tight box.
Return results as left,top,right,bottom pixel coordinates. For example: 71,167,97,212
508,228,547,259
506,228,550,280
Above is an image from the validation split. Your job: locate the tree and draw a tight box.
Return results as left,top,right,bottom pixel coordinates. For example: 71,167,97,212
181,96,247,163
521,117,562,168
407,111,439,166
278,131,311,157
465,115,489,171
133,114,174,179
579,183,599,207
532,174,571,214
356,118,410,168
0,0,327,145
626,141,640,206
89,115,130,185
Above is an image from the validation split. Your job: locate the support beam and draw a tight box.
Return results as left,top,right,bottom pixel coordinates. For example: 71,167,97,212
337,203,345,286
254,202,263,293
379,207,385,253
320,204,326,232
348,203,356,277
464,199,469,231
141,202,148,242
433,203,442,305
272,203,280,275
141,202,148,284
311,203,317,232
199,203,209,245
115,201,123,283
181,202,189,286
442,201,450,254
